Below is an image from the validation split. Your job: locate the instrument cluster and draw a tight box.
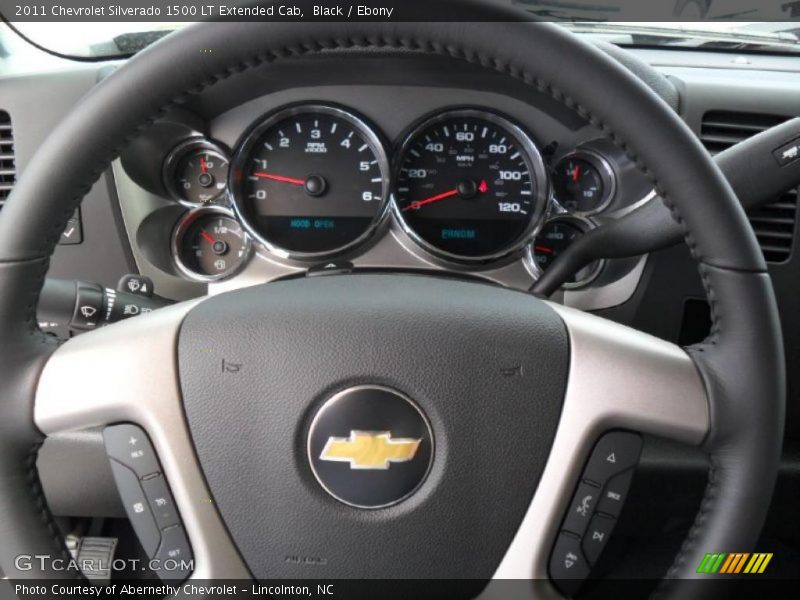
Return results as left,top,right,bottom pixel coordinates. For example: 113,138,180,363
161,103,618,288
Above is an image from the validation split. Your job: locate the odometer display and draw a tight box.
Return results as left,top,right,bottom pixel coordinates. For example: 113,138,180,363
393,110,546,262
231,105,389,259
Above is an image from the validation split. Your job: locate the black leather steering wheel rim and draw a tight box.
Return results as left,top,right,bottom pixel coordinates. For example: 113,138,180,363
0,6,784,598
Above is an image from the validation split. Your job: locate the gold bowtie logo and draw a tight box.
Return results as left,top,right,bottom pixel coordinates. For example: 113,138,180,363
320,431,421,470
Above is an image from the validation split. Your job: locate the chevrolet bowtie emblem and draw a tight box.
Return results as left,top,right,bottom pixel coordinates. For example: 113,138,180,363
320,431,421,470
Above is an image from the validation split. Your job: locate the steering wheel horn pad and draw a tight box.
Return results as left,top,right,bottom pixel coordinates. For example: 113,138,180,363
177,274,568,579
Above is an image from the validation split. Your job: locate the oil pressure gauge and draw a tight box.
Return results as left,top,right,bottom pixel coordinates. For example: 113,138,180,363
164,139,230,206
172,208,251,281
529,217,604,289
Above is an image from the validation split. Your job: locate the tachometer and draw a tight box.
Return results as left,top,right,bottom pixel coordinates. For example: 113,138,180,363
230,105,390,260
393,109,547,263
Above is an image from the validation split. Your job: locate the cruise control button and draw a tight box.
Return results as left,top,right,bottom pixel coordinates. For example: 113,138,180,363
142,475,180,530
562,481,599,536
104,424,160,479
153,525,192,581
597,469,634,518
108,459,161,557
582,514,616,566
549,533,590,597
584,432,642,485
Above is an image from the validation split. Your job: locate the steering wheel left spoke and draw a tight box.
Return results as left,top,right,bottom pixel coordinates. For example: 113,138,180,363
34,300,249,580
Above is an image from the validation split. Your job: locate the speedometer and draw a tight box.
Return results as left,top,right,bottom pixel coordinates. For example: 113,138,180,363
393,110,547,263
230,105,390,260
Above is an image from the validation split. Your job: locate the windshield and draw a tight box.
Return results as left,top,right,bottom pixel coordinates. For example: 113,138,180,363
5,14,800,59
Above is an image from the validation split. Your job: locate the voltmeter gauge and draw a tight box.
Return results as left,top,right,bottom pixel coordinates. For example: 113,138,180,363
172,208,251,281
552,151,615,215
165,140,230,206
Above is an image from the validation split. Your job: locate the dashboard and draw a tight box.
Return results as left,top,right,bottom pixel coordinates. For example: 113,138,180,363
115,62,652,310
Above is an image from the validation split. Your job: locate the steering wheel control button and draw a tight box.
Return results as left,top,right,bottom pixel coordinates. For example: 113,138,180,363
307,386,433,509
562,481,600,536
549,532,591,596
597,469,635,519
153,525,192,581
103,424,160,479
107,459,161,557
142,475,180,530
117,274,154,297
582,514,616,566
583,431,643,486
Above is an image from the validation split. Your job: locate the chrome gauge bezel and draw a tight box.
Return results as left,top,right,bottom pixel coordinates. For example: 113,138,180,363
526,215,605,290
163,139,231,208
390,108,550,267
171,206,252,283
551,148,617,217
228,104,392,263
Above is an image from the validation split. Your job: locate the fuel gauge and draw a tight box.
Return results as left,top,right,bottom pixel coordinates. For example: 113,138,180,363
165,140,230,206
172,208,251,281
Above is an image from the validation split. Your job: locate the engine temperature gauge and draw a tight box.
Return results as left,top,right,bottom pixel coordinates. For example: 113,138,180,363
165,140,230,206
172,208,251,281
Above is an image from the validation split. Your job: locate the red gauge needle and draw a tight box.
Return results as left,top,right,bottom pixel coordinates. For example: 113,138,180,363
403,180,489,212
200,230,217,244
200,155,208,174
252,171,305,186
534,245,554,254
572,164,581,182
403,189,458,212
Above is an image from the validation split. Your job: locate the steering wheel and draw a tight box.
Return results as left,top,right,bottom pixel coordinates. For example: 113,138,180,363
0,7,784,600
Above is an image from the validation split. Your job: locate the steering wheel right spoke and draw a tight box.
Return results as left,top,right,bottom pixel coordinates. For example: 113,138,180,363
488,303,710,597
